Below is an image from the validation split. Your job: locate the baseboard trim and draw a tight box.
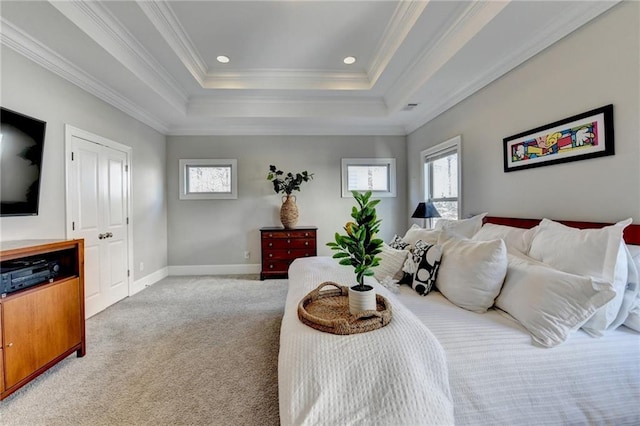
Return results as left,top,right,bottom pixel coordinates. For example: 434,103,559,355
168,264,261,276
131,266,169,295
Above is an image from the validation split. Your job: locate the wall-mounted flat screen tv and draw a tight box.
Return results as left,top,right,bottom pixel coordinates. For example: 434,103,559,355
0,107,47,216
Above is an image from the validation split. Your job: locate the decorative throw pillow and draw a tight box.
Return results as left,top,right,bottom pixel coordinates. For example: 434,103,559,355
473,223,538,254
388,234,410,250
434,212,488,239
436,231,507,313
401,240,442,296
496,252,616,347
402,224,440,247
374,243,410,282
528,218,632,336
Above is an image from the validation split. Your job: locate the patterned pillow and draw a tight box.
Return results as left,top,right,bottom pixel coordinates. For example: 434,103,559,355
388,234,410,250
402,240,443,295
373,243,410,282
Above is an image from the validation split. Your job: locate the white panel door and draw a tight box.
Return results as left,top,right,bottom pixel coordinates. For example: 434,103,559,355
69,135,130,318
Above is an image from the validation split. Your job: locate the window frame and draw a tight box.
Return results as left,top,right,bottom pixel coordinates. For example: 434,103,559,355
420,136,462,219
341,158,397,198
179,159,238,200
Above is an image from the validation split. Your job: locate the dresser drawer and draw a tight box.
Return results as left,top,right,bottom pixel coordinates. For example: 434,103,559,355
262,238,315,250
262,260,292,274
262,230,316,239
263,248,315,261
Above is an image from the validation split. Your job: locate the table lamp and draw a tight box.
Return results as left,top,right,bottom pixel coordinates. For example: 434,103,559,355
411,201,441,228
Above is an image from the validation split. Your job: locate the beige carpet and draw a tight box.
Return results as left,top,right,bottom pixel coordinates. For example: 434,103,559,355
1,275,288,426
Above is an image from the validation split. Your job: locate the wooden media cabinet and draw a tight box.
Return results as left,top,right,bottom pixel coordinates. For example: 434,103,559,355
0,239,86,400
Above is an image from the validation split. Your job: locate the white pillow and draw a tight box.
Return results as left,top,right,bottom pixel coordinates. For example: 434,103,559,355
496,253,616,348
434,212,488,238
609,245,640,330
402,224,440,247
623,245,640,332
528,218,631,336
374,243,409,282
473,223,537,254
436,231,507,313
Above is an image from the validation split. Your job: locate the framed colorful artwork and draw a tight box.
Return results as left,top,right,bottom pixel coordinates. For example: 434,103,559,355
503,104,614,172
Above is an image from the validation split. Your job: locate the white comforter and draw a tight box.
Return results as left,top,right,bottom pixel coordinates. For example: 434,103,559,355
279,256,454,426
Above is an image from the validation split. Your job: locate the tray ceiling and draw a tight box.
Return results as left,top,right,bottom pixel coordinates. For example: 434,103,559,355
0,1,618,135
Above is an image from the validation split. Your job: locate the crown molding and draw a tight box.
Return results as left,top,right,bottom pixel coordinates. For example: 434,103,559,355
0,18,169,134
48,0,188,114
202,69,371,90
367,0,428,87
385,0,509,113
403,1,620,134
137,0,207,86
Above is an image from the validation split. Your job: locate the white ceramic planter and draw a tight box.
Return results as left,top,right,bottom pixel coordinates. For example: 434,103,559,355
348,285,376,315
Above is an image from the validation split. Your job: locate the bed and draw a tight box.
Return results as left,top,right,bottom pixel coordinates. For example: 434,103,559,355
278,216,640,425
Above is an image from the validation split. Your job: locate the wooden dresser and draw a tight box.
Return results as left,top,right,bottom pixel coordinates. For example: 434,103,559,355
260,227,317,280
0,239,86,400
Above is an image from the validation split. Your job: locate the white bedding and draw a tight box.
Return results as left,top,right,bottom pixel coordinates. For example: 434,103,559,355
397,286,640,425
280,256,640,425
279,257,454,426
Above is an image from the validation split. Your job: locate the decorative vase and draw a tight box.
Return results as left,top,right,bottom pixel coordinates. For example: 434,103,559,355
348,284,376,315
280,194,299,229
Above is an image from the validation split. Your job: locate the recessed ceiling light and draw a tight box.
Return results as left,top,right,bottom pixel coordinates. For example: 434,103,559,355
217,55,230,64
343,56,356,65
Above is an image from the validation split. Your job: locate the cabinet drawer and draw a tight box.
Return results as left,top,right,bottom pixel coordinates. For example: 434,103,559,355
263,248,315,260
262,230,316,239
263,260,292,274
262,238,315,250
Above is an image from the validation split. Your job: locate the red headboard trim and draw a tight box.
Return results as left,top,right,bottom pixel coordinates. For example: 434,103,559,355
484,216,640,246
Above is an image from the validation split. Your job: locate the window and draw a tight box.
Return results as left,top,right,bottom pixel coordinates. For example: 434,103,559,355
341,158,396,198
179,159,237,200
421,136,461,221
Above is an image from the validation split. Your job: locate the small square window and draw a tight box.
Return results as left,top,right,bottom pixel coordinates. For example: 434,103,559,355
341,158,396,198
179,159,237,200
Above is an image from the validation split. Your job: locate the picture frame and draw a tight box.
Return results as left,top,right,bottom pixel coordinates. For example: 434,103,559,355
503,104,614,172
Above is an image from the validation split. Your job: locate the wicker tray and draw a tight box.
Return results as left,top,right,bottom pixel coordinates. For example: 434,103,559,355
297,282,392,335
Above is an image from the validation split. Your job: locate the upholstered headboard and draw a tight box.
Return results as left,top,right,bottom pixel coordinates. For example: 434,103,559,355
484,216,640,246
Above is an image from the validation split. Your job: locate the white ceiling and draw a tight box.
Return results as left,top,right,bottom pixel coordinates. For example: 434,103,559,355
0,1,618,136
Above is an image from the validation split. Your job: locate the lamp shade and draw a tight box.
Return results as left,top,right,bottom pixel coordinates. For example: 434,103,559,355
411,201,441,219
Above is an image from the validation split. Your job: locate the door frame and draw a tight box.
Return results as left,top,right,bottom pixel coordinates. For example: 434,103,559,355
64,125,133,297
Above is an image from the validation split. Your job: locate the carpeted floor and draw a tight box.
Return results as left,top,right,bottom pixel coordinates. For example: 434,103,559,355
1,275,288,426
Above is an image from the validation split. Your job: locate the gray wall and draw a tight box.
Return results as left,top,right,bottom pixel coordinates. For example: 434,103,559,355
407,2,640,224
167,135,406,267
0,47,168,281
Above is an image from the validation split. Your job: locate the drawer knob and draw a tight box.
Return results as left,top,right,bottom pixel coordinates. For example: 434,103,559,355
287,239,290,244
269,242,273,247
286,233,291,237
287,250,291,254
305,241,309,246
269,253,273,258
269,264,274,269
268,233,273,237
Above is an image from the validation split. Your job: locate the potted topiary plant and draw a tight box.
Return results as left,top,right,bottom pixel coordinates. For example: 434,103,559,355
267,165,314,229
327,190,384,314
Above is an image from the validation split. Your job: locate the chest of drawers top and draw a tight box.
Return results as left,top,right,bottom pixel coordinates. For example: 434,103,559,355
260,227,317,239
